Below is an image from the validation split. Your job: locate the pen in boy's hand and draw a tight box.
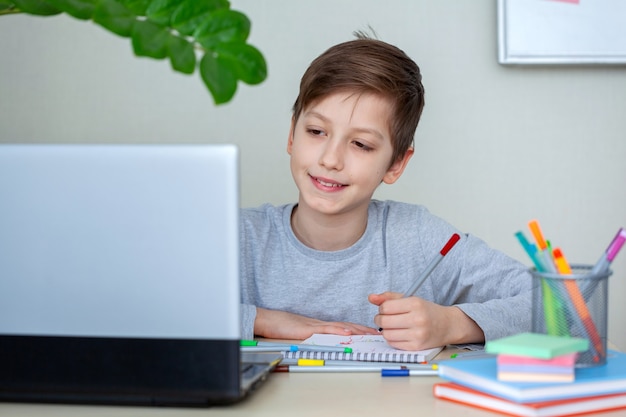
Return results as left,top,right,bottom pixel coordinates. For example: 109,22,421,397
378,233,461,332
403,233,461,297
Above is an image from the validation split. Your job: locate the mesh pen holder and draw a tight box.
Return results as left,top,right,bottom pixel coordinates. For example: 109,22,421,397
530,264,611,367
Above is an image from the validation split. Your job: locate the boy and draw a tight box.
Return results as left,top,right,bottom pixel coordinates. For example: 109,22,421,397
240,35,531,350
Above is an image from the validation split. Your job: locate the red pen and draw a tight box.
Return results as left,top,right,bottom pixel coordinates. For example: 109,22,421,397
379,233,461,332
403,233,461,297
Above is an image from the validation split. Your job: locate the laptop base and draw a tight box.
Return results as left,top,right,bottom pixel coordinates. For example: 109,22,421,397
0,335,247,406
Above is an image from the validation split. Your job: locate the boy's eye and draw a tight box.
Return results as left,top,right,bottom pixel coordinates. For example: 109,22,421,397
307,128,325,136
353,141,373,151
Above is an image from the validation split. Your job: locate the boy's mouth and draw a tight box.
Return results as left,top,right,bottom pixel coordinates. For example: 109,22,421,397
310,175,347,189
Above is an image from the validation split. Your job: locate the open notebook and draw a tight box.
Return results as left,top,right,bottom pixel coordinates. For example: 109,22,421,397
282,334,442,363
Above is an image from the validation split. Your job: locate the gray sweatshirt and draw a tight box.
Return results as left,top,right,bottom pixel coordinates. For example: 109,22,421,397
240,200,532,341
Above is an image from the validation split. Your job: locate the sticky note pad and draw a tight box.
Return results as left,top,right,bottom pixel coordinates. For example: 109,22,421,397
497,352,578,367
485,333,589,359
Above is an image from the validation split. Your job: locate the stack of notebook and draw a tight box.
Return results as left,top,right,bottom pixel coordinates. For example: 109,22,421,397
435,333,626,417
487,333,588,383
496,352,579,383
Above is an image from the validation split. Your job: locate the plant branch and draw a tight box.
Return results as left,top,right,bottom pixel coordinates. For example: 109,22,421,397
0,0,267,105
0,7,21,15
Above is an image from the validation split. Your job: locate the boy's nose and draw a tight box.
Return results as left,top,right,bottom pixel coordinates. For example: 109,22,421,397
318,138,344,171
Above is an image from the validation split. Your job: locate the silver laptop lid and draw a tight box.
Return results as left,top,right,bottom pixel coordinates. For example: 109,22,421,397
0,144,240,340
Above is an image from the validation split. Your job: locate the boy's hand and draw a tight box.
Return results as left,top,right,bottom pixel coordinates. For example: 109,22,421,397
369,292,484,351
255,307,379,340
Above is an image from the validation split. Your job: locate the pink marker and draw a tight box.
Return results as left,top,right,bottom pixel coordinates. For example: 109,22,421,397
591,228,626,275
403,233,461,297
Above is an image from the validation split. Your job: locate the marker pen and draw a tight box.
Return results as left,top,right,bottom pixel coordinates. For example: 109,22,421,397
240,340,352,353
379,233,461,332
381,368,439,377
591,227,626,275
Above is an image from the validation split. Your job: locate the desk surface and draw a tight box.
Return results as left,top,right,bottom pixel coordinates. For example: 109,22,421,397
3,348,626,417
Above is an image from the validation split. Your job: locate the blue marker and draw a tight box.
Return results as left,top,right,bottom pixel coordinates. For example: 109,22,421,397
515,231,546,271
381,368,439,377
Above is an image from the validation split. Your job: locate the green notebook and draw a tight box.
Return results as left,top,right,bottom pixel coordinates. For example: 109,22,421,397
485,333,589,359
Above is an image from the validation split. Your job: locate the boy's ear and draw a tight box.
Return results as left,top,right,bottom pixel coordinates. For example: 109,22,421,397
286,117,296,155
382,148,414,185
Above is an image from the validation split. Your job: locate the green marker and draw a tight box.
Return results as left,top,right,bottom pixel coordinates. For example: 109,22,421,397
240,340,352,353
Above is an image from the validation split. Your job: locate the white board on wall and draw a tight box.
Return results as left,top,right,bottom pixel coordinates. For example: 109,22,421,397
498,0,626,64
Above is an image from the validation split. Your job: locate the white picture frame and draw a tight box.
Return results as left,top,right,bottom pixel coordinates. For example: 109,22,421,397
498,0,626,65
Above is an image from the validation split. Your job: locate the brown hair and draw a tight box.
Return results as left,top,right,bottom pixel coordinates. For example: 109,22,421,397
292,35,425,165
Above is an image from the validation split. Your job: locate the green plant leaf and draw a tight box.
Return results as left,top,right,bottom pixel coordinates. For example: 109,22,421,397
10,0,61,15
47,0,95,20
168,34,195,74
199,52,237,105
93,0,136,37
0,1,16,13
131,19,168,59
170,0,228,36
214,42,266,85
119,0,149,16
194,8,249,49
145,0,179,26
3,0,265,105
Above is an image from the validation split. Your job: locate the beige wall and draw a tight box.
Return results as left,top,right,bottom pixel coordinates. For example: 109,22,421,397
1,0,625,349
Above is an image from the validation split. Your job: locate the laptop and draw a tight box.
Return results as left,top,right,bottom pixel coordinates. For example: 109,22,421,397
0,144,281,406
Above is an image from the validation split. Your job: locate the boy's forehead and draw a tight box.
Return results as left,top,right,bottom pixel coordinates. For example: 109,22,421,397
302,91,394,120
297,91,394,141
308,90,391,107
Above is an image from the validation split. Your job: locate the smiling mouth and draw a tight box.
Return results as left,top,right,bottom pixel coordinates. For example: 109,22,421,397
311,175,347,188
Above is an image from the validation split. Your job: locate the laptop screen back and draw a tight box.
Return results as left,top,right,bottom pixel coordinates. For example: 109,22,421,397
0,144,244,405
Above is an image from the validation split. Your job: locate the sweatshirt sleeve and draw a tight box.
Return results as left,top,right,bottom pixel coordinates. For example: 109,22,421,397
238,205,276,340
438,233,533,341
384,202,533,342
241,303,257,340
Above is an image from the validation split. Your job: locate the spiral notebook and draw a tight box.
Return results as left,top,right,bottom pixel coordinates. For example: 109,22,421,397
282,334,442,363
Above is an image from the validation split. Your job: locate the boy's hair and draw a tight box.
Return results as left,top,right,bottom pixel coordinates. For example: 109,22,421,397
292,35,425,165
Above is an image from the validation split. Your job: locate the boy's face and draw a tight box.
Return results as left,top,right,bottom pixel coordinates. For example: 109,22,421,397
287,91,412,218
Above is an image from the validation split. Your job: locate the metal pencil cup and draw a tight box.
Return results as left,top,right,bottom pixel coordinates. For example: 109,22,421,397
530,265,611,367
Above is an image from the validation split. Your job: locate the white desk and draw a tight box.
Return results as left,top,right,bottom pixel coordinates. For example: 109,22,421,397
3,349,626,417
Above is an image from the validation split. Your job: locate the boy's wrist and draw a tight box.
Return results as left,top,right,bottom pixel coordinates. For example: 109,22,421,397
253,307,271,338
447,306,485,345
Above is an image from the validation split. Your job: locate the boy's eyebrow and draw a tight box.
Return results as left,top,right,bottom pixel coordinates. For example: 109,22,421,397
303,110,386,142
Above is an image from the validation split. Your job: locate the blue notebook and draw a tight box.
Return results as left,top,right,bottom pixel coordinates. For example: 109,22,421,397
438,350,626,403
